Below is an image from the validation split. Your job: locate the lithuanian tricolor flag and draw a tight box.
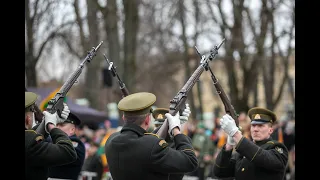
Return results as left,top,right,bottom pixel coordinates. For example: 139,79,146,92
39,87,68,111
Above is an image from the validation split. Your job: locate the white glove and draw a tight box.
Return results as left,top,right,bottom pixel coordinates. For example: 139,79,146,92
180,103,191,124
43,111,59,133
227,135,236,146
165,113,182,136
57,103,70,123
220,114,239,137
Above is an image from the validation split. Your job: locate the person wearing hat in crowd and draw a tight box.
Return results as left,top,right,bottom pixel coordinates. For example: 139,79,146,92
212,107,289,180
105,92,198,180
150,105,192,180
152,104,191,146
25,92,77,180
48,112,86,180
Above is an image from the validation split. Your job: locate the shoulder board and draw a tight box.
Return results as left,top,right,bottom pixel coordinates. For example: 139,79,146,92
25,130,37,134
144,133,159,138
35,136,43,142
158,139,168,148
267,141,275,144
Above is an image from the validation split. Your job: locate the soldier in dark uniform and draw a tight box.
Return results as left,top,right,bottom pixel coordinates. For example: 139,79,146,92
213,107,289,180
48,112,86,180
25,92,77,180
105,92,198,180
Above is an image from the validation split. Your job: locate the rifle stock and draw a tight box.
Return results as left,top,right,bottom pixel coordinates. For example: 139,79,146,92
156,39,225,139
208,67,239,127
35,41,103,134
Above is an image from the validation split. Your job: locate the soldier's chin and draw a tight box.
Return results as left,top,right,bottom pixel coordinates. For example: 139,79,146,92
252,136,262,141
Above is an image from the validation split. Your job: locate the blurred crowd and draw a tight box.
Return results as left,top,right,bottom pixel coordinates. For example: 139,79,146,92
76,109,295,180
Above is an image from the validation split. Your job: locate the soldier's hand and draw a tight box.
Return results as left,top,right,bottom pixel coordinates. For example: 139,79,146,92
165,113,182,136
220,114,239,137
180,103,191,124
43,111,59,133
57,103,70,123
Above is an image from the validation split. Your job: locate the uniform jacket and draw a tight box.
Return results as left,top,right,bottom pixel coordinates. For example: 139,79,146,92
213,137,288,180
105,123,198,180
48,134,86,180
152,127,183,180
25,128,77,180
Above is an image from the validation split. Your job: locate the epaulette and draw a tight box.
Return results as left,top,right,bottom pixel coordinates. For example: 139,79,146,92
158,139,168,148
266,141,275,144
35,136,44,142
25,130,37,134
144,133,159,138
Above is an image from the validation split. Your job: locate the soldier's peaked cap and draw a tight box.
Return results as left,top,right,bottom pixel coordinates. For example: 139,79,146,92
118,92,156,116
248,107,277,125
25,92,38,109
152,108,169,124
64,112,81,126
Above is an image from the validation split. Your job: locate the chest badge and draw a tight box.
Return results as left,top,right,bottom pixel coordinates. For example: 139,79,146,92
275,146,283,154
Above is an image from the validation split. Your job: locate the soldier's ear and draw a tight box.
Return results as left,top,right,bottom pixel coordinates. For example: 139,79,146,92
269,125,274,134
25,113,32,126
145,114,151,126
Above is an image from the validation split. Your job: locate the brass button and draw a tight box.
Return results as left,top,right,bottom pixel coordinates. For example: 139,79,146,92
241,168,245,171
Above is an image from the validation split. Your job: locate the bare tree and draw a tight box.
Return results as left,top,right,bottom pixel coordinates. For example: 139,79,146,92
62,0,104,109
177,0,197,119
204,0,294,112
25,0,59,86
94,0,122,102
122,0,140,92
262,0,295,110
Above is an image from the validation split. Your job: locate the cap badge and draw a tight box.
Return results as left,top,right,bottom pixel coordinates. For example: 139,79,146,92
157,114,164,119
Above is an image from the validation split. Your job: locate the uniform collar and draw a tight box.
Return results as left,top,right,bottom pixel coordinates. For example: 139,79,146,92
254,137,273,146
69,134,77,139
121,123,146,137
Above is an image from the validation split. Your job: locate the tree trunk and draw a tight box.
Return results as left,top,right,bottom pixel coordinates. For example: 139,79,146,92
178,0,196,120
123,0,140,92
84,0,102,109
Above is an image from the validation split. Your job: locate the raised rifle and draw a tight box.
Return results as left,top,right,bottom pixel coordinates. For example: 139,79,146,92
35,41,104,134
103,54,129,97
156,39,225,139
194,44,239,127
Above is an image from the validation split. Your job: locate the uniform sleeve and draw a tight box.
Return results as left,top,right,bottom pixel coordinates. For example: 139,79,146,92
235,137,288,172
71,138,86,166
26,128,77,167
149,134,198,173
213,145,236,178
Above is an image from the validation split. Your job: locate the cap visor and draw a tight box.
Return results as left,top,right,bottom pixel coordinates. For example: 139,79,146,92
251,121,268,125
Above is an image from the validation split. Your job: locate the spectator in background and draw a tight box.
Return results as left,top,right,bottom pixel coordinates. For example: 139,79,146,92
188,122,216,180
82,141,104,180
97,120,114,179
238,111,251,139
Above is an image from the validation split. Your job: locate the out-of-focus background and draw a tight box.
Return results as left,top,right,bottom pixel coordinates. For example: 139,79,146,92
25,0,295,179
